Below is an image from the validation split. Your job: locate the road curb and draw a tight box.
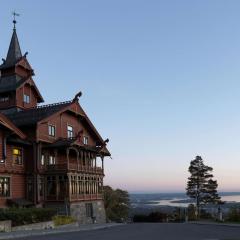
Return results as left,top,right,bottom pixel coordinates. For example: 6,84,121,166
0,223,124,239
188,221,240,228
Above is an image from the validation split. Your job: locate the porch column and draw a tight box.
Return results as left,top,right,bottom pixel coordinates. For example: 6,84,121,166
56,175,59,200
67,173,72,201
95,157,97,172
77,151,80,171
101,157,104,172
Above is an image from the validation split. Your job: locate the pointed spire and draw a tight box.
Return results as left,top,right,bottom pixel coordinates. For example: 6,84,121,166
5,12,22,65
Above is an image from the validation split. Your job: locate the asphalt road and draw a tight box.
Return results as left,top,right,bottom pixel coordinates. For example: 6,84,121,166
17,223,240,240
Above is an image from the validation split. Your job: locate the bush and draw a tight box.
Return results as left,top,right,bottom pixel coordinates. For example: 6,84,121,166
226,208,240,222
53,215,76,226
104,186,130,222
133,211,168,223
0,208,56,226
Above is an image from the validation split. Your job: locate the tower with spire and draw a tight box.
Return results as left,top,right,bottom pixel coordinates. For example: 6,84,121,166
0,17,43,113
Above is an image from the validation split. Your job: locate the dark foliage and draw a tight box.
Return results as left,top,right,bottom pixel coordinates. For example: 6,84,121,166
103,186,130,222
186,156,221,218
226,208,240,222
0,208,56,226
133,211,168,222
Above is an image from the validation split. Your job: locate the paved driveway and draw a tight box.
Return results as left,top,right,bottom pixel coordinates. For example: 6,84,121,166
17,223,240,240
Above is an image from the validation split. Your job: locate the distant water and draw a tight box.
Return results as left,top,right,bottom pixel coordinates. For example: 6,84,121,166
130,192,240,208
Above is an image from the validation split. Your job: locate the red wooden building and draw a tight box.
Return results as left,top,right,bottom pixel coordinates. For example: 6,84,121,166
0,23,110,223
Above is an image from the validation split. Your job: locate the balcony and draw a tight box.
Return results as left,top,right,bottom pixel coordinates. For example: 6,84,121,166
40,163,103,174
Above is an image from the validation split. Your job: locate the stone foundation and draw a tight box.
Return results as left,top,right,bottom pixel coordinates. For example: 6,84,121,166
70,200,106,224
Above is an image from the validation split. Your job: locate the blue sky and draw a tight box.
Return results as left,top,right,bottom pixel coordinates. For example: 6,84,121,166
1,0,240,192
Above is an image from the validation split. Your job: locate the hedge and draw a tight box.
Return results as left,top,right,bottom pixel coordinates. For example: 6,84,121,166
0,208,56,226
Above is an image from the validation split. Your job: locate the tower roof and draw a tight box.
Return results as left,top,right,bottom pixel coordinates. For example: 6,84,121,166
5,29,22,65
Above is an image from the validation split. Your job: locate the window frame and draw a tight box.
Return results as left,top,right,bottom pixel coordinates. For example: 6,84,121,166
67,125,74,139
48,155,56,165
0,176,11,198
83,136,89,145
48,124,56,137
23,94,30,104
12,147,23,165
0,96,9,102
41,154,45,166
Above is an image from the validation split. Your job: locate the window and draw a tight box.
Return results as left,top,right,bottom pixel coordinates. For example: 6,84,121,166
41,154,45,166
0,96,9,102
13,148,23,165
48,155,56,165
83,136,88,145
39,177,44,197
48,125,56,137
85,203,93,217
67,125,74,138
23,94,30,103
0,177,10,197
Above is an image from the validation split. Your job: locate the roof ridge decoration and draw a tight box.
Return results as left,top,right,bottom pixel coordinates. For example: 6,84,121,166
36,101,72,109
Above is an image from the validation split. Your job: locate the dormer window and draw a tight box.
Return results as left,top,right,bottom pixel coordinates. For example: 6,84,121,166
67,125,74,138
24,94,30,103
83,136,89,145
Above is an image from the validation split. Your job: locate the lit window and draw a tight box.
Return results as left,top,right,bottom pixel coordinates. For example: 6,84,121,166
0,177,10,197
67,125,74,138
48,155,56,165
13,148,22,165
23,94,30,103
83,136,88,145
48,125,56,137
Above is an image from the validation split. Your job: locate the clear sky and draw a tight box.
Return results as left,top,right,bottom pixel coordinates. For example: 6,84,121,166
1,0,240,193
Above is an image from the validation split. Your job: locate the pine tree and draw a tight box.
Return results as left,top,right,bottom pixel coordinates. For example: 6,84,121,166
186,156,221,218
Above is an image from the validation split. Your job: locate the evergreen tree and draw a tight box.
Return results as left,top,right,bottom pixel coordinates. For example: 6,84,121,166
186,156,221,218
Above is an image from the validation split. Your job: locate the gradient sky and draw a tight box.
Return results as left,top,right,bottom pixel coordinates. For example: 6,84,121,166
1,0,240,193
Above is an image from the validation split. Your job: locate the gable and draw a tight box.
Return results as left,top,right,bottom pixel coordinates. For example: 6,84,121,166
37,101,106,146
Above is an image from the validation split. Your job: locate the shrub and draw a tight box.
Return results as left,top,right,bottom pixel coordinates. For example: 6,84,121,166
53,215,76,226
226,208,240,222
0,208,56,226
133,211,168,223
104,186,130,222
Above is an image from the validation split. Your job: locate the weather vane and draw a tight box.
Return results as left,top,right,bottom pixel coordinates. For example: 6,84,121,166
12,11,20,30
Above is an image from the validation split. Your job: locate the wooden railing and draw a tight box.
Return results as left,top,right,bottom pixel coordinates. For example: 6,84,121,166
42,163,103,174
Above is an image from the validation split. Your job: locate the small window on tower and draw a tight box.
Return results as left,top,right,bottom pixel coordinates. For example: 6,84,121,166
24,94,30,103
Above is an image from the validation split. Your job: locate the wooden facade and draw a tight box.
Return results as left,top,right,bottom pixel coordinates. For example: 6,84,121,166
0,24,110,222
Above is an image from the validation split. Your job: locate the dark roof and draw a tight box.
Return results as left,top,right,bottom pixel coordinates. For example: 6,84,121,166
5,101,71,126
0,74,26,93
0,112,26,139
0,29,23,70
5,29,22,65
